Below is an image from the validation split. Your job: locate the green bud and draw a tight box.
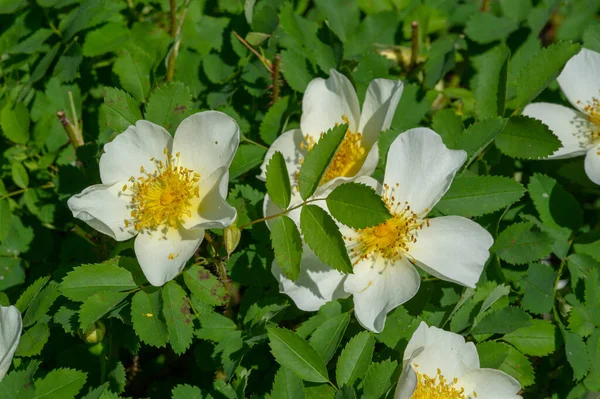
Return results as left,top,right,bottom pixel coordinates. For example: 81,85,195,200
81,321,106,344
224,224,241,257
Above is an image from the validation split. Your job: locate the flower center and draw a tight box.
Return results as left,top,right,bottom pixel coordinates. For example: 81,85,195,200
123,148,200,232
577,97,600,145
346,184,426,265
411,369,469,399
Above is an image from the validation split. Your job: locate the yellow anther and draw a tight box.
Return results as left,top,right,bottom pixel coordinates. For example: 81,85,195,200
411,368,467,399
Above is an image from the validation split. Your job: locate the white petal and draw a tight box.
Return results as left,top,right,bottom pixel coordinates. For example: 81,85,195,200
522,103,590,158
99,120,172,185
585,144,600,185
359,79,404,147
134,227,204,286
384,128,466,215
409,216,493,288
272,246,348,311
258,129,306,182
182,167,237,230
459,369,522,399
557,48,600,113
404,322,479,383
394,363,418,399
301,69,361,139
173,111,240,178
0,306,22,381
67,182,137,241
344,257,420,333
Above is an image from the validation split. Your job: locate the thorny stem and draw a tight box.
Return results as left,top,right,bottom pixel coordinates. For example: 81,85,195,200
233,31,272,71
409,21,419,71
238,197,324,229
270,54,282,103
166,0,190,82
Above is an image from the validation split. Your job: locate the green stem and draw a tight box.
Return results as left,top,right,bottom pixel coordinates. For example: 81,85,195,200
238,197,324,229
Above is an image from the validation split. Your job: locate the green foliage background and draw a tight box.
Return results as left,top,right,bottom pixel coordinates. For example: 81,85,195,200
1,0,600,397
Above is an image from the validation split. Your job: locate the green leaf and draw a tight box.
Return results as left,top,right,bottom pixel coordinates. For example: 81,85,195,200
298,123,348,200
267,326,329,383
82,22,129,57
0,360,38,399
196,311,237,342
102,87,142,132
493,222,554,265
336,331,375,386
113,46,153,102
1,103,30,144
362,359,397,399
309,313,350,364
515,41,581,109
326,183,391,229
455,117,506,164
22,281,60,327
15,322,50,357
54,306,78,335
474,44,509,119
15,276,50,313
183,265,228,307
266,152,292,209
523,262,557,314
34,368,87,399
585,330,600,390
79,291,129,330
437,175,525,217
271,216,303,281
477,341,534,387
281,49,313,93
229,144,267,179
465,13,518,44
584,24,600,53
260,97,290,145
171,384,204,399
563,327,591,381
131,289,168,348
472,307,531,334
528,173,583,231
12,163,29,189
271,367,305,399
162,281,194,355
60,259,137,302
300,205,352,274
503,319,557,356
0,199,11,242
432,109,464,149
495,115,562,159
53,42,82,83
144,82,193,134
314,0,359,42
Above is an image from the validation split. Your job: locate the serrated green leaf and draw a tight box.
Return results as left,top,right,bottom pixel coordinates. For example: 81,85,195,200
477,341,534,387
113,46,153,102
528,173,582,231
281,49,313,93
260,97,290,145
0,360,39,399
229,144,267,179
271,216,303,281
171,384,204,399
0,199,11,242
515,42,581,109
144,82,193,134
266,152,292,209
362,359,397,399
298,124,348,199
336,331,375,386
162,281,194,355
495,115,561,159
493,222,553,265
300,205,352,274
53,42,82,83
326,183,391,229
472,307,531,334
15,322,50,357
196,311,237,342
102,87,143,132
131,289,168,348
79,291,129,331
585,330,600,390
12,163,29,189
271,367,305,399
60,259,137,302
475,44,509,119
465,13,518,44
22,281,60,327
437,175,525,217
523,262,557,314
432,109,464,149
82,23,129,57
34,368,87,399
267,326,329,383
423,36,458,89
54,305,78,335
15,276,50,313
503,319,557,356
1,103,30,144
309,313,350,364
455,117,506,165
563,326,591,381
183,265,228,307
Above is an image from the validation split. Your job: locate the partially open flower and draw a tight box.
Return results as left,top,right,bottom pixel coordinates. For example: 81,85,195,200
68,112,240,286
395,322,522,399
273,129,493,332
0,305,22,381
523,48,600,185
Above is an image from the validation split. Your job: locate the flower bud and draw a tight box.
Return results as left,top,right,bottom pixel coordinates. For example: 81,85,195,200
224,225,241,257
81,321,106,344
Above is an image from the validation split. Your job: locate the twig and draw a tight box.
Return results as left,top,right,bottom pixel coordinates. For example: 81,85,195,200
57,110,83,149
233,31,272,71
409,21,419,71
166,0,190,82
481,0,491,12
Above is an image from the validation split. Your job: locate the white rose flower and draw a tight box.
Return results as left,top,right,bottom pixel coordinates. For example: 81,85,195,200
523,48,600,184
0,305,22,380
259,68,404,221
395,322,522,399
273,128,493,333
68,112,240,286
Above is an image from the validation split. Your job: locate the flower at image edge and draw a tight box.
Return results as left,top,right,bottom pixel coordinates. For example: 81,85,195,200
0,305,22,381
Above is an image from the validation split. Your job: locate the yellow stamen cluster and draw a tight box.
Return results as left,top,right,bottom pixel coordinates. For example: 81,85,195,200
346,183,426,265
122,148,200,233
411,368,469,399
575,98,600,147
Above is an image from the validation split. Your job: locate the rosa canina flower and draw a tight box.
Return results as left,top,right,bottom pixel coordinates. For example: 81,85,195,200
258,68,404,222
273,129,493,333
0,305,22,380
523,48,600,185
395,322,522,399
68,112,240,286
